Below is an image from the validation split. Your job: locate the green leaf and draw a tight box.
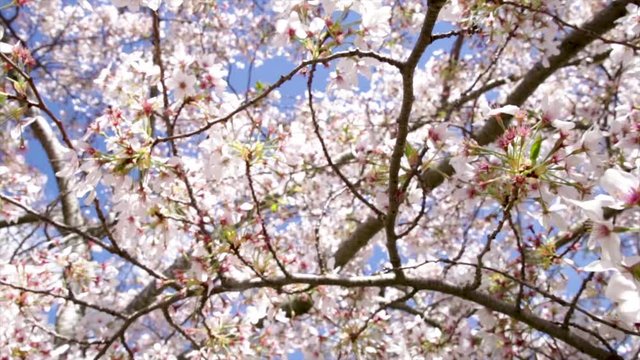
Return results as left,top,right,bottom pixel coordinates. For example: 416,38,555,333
113,159,133,175
222,227,237,243
404,143,418,166
185,278,202,287
404,142,416,158
529,134,543,164
628,262,640,282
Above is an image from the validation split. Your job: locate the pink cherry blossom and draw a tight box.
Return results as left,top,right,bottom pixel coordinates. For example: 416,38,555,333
584,256,640,327
600,168,640,206
166,70,197,99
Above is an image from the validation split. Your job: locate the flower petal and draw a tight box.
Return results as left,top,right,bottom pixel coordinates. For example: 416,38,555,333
551,119,575,130
600,168,639,201
488,105,519,116
605,273,638,302
583,260,617,272
564,194,616,222
0,41,14,53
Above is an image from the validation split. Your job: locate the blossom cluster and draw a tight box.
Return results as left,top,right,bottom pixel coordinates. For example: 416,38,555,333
0,0,639,359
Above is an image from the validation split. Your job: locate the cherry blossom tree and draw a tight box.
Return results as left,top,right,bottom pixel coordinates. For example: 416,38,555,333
1,0,639,358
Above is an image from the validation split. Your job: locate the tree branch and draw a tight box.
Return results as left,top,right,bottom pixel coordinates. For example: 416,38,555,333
0,213,41,229
220,273,621,360
384,0,447,275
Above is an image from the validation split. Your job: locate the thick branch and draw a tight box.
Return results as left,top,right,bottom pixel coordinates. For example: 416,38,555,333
29,118,82,228
30,118,87,343
384,0,447,274
221,273,620,360
334,217,385,268
123,256,189,315
0,213,40,229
